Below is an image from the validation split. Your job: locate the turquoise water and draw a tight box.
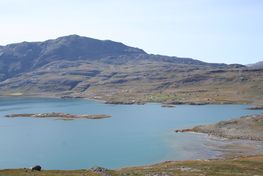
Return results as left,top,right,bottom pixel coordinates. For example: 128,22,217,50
0,97,262,169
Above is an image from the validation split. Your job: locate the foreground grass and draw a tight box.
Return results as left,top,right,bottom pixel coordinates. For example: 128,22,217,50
1,155,263,176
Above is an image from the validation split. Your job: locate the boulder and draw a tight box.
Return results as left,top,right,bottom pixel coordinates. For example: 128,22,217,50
31,165,41,171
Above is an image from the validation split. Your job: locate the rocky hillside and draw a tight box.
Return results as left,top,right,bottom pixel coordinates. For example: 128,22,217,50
0,35,263,104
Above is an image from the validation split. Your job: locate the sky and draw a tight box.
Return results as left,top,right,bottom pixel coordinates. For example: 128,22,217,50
0,0,262,64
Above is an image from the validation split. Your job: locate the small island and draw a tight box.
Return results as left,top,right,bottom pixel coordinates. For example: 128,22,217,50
5,112,111,120
161,104,176,108
247,106,263,110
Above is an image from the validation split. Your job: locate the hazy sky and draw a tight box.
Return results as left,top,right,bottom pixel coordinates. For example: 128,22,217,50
0,0,262,64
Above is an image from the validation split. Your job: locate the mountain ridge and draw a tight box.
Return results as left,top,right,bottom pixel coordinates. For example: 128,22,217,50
0,34,232,82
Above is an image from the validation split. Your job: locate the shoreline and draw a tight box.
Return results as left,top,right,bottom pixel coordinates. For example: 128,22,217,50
0,94,260,107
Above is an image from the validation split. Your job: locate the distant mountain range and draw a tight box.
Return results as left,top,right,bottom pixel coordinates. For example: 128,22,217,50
247,61,263,69
0,35,262,104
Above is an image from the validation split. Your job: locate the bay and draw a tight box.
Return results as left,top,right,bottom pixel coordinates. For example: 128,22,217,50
0,97,262,169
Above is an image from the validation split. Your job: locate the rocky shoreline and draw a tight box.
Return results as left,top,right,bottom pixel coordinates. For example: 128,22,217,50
176,113,263,141
6,112,111,120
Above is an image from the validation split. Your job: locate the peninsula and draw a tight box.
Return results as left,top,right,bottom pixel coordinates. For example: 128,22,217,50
176,113,263,141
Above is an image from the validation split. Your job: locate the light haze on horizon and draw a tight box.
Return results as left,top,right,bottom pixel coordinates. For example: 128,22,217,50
0,0,262,64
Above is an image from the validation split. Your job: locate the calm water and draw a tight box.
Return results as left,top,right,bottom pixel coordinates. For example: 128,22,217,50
0,97,262,169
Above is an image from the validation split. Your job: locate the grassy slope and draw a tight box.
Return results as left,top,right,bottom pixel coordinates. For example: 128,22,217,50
1,156,263,176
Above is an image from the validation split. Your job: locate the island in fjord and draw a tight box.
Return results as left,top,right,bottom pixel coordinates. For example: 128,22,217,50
6,112,111,120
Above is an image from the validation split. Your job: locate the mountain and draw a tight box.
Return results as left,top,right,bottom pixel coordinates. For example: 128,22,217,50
247,61,263,69
0,35,262,105
0,35,146,81
0,35,225,81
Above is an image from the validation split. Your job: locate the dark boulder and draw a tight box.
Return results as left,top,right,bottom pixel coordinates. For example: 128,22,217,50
31,165,41,171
